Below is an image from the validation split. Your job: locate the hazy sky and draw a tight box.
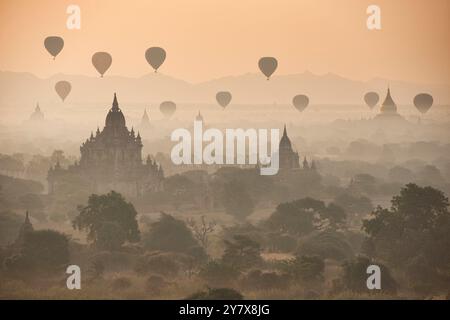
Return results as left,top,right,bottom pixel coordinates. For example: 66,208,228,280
0,0,449,84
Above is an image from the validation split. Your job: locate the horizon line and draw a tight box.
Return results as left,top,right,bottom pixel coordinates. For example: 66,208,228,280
1,69,447,87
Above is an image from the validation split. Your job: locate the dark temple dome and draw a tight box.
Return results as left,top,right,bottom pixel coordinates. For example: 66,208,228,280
105,93,126,127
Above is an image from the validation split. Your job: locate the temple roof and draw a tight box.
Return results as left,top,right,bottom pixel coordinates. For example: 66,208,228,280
380,87,398,114
105,93,126,127
196,111,204,122
30,103,44,121
80,93,143,155
15,211,34,247
279,124,292,149
142,109,150,123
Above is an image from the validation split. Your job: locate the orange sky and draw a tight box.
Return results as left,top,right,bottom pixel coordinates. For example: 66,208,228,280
0,0,449,84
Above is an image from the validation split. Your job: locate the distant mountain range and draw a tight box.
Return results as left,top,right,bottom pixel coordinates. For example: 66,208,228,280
0,71,449,108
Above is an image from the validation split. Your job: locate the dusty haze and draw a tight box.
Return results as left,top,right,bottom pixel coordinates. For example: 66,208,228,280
0,0,449,84
0,0,450,301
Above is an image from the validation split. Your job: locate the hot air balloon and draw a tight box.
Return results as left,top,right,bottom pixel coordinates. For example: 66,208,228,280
364,92,379,109
258,57,278,80
44,36,64,60
216,91,232,109
145,47,166,72
414,93,433,114
160,101,176,118
92,52,112,77
55,81,71,102
292,94,309,112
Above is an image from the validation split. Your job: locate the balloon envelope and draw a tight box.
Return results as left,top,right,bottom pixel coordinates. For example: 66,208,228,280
44,36,64,59
258,57,278,80
364,92,379,109
160,101,176,118
92,52,112,77
216,91,232,108
414,93,433,114
292,95,309,112
55,81,71,102
145,47,166,72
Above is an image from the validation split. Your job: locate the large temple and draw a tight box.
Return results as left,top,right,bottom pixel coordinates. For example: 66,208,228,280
48,94,164,198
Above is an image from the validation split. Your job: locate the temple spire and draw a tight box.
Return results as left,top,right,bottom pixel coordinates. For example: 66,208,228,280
142,108,150,122
283,124,287,137
112,93,119,111
195,110,204,122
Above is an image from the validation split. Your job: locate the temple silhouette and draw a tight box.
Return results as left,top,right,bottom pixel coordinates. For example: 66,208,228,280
374,87,405,122
30,103,44,122
48,94,164,198
273,125,315,172
140,108,151,131
279,125,300,170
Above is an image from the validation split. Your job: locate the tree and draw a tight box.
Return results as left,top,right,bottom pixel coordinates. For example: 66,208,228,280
222,223,265,245
221,180,254,220
96,221,127,251
333,256,397,294
265,199,316,236
73,191,140,250
333,193,373,216
0,154,24,175
222,235,262,270
187,215,216,250
212,167,274,205
363,183,450,293
0,174,44,199
25,230,69,271
349,173,377,195
296,230,354,261
142,212,200,253
279,255,325,285
265,197,346,236
89,259,105,280
324,203,347,228
5,230,69,274
50,150,69,167
0,210,23,246
198,260,241,287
